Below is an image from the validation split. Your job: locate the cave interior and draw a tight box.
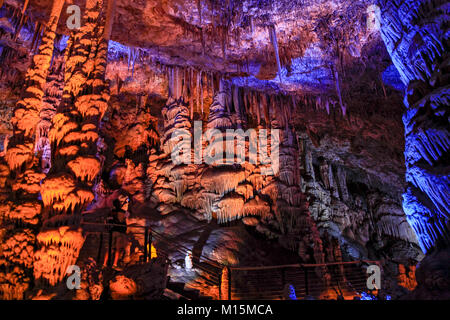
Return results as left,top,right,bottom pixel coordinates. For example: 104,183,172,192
0,0,448,300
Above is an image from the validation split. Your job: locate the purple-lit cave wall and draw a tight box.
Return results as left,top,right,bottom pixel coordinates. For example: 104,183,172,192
378,0,449,253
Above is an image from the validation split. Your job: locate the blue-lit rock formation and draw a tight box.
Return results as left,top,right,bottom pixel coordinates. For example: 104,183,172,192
378,0,450,298
378,0,449,253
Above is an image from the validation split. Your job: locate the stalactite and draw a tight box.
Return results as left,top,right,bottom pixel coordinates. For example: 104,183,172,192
189,68,194,119
242,88,248,117
201,167,245,196
127,47,139,78
183,67,188,99
196,70,200,115
31,24,46,53
30,22,41,51
13,8,28,41
262,94,269,126
333,67,346,117
217,193,244,223
255,92,261,126
335,166,349,202
33,227,85,286
200,70,204,115
268,24,283,82
221,26,227,59
197,0,205,55
177,67,183,100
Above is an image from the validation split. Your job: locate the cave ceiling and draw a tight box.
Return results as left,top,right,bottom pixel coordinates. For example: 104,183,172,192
18,0,396,94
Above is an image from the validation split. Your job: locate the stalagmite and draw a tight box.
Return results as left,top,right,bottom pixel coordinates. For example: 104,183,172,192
0,0,65,300
6,0,65,170
13,0,29,40
161,70,191,155
215,193,242,223
36,0,110,286
232,85,243,128
271,120,328,278
104,96,159,204
200,71,204,115
379,0,450,253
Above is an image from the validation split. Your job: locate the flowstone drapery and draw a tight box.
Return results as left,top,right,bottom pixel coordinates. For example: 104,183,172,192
146,75,328,277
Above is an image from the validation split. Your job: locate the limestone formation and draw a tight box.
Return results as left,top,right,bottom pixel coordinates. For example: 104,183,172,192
0,0,445,301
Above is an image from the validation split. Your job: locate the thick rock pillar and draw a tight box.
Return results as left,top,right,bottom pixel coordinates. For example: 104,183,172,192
378,0,449,298
0,0,65,299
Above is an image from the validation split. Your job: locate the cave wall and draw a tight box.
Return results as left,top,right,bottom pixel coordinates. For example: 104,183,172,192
378,0,449,298
0,0,437,300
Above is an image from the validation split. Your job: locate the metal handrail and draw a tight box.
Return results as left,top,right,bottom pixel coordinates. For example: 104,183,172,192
229,260,380,271
81,221,223,281
81,221,378,272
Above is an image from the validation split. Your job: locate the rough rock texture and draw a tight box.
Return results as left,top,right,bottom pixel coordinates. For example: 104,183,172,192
379,0,449,254
0,0,64,299
378,0,449,299
36,0,110,287
292,103,424,299
3,0,387,94
404,250,450,300
0,0,443,300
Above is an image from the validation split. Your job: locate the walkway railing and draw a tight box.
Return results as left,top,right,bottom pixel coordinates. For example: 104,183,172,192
80,221,378,300
80,221,222,288
224,260,379,300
